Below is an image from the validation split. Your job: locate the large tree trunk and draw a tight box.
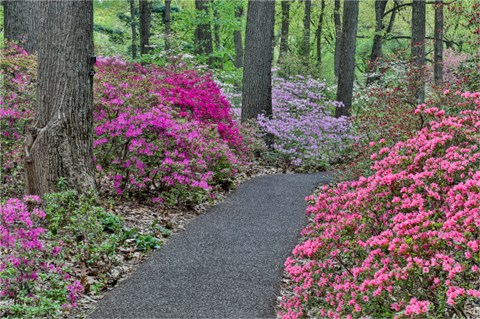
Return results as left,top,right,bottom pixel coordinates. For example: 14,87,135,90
411,0,426,103
241,0,275,122
194,0,213,65
3,0,39,53
25,0,95,196
130,0,138,59
233,3,244,68
139,0,152,55
301,0,312,60
434,0,444,85
335,0,359,118
366,0,388,85
333,0,342,78
315,0,326,69
278,0,290,64
164,0,172,51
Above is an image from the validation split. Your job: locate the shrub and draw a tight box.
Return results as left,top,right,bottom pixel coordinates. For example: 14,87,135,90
279,92,480,319
0,196,82,318
257,76,354,171
94,57,250,203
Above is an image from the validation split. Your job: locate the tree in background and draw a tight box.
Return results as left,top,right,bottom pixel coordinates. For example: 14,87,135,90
233,2,244,68
315,0,326,70
25,0,96,195
3,0,39,53
241,0,275,122
164,0,172,51
366,0,388,85
411,0,426,103
335,0,359,117
194,0,213,65
278,0,290,64
130,0,138,59
434,0,444,85
301,0,312,62
333,0,342,78
139,0,152,55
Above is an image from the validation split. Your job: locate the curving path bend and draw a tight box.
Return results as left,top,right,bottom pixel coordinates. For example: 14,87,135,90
89,173,332,319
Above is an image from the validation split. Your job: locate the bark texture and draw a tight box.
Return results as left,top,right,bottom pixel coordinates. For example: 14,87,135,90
241,0,275,122
194,0,213,64
139,0,152,55
130,0,138,59
278,0,290,64
333,0,342,78
233,3,244,68
301,0,312,59
164,0,172,51
335,0,359,118
3,0,39,53
366,0,388,85
315,0,326,68
434,0,444,85
25,0,95,196
411,0,426,103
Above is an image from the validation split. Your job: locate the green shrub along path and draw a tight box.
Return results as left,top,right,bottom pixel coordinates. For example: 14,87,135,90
89,173,332,318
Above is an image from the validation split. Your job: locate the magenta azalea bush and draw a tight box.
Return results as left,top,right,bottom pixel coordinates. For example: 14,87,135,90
257,76,353,171
280,92,480,318
94,57,249,203
0,196,82,318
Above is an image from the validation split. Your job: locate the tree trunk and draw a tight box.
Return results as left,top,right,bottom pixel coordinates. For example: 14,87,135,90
411,0,426,103
335,0,359,118
278,0,290,64
211,0,222,68
25,0,96,196
301,0,312,60
165,0,172,51
139,0,152,55
234,3,244,68
333,0,342,78
3,0,39,53
194,0,213,65
130,0,138,59
366,0,388,85
316,0,326,69
434,0,444,85
241,0,275,122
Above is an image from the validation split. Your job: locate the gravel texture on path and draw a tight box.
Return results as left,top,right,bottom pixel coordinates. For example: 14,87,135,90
89,173,332,319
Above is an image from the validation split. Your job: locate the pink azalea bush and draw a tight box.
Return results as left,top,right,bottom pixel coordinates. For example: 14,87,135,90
280,92,480,318
94,57,249,203
0,196,82,318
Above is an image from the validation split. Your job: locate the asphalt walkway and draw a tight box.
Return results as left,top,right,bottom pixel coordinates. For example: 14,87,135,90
89,173,332,319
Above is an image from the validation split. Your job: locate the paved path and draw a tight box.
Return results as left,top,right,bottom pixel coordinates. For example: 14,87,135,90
90,173,332,319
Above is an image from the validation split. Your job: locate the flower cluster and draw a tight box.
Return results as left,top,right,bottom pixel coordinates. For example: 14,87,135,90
94,56,249,203
279,92,480,318
257,76,354,171
0,196,82,317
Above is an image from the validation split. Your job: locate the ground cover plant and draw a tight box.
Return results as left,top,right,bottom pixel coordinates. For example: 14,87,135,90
279,92,480,318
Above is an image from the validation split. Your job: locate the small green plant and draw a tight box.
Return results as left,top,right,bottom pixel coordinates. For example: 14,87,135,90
135,234,162,251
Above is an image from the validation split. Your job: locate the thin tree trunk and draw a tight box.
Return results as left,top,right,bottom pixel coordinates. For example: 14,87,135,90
411,0,426,103
3,0,39,53
241,0,275,122
301,0,312,60
211,0,222,68
278,0,290,64
25,0,95,196
139,0,152,55
165,0,172,51
234,3,244,68
194,0,214,65
366,0,388,85
316,0,326,69
333,0,342,78
335,0,359,118
434,0,444,85
130,0,137,59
